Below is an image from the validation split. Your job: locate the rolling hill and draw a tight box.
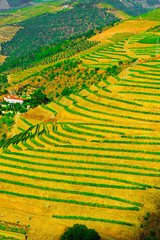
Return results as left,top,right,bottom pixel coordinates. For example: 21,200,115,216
1,29,160,239
1,0,160,16
0,3,160,240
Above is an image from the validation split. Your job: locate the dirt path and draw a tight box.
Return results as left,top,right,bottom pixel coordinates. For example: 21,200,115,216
13,112,20,137
122,58,139,80
101,234,118,240
122,67,129,80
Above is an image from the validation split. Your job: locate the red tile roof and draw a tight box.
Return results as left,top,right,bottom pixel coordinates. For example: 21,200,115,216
4,95,26,101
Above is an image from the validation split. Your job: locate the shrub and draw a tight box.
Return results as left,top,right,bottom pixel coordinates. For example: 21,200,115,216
60,224,100,240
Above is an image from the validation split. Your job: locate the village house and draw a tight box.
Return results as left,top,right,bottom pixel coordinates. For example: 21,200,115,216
4,95,26,105
62,4,70,9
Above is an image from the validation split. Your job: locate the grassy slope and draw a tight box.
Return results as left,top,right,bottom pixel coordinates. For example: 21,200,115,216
0,0,65,26
96,3,131,20
0,0,64,64
136,8,160,21
1,10,159,100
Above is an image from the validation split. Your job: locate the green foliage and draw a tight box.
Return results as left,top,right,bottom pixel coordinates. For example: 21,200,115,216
1,6,118,59
20,118,33,127
29,89,50,107
0,74,8,85
0,33,98,73
139,8,160,21
41,105,57,116
139,35,159,44
60,224,100,240
0,236,21,240
139,205,160,240
61,122,105,138
33,148,160,163
0,113,14,145
60,96,155,123
53,215,134,226
85,87,142,106
0,221,27,235
1,151,155,189
148,25,160,32
61,87,71,96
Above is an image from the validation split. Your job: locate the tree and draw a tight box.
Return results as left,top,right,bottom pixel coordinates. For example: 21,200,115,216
60,224,100,240
139,203,160,240
61,87,70,96
30,89,50,107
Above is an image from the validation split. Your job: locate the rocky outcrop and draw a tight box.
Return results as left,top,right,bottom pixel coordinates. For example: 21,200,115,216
0,0,10,10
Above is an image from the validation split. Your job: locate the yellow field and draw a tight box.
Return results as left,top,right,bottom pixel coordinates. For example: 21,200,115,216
0,14,160,240
1,59,160,239
90,20,160,42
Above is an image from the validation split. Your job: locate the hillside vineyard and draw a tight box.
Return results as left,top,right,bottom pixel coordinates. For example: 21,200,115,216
0,2,160,240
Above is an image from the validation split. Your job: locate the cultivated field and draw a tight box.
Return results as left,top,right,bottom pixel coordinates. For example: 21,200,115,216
0,13,160,240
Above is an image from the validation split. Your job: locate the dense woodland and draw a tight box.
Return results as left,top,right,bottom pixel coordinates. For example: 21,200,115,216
0,5,118,60
0,30,98,73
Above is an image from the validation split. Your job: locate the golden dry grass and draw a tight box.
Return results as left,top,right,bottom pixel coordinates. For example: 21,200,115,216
1,19,160,240
90,20,160,42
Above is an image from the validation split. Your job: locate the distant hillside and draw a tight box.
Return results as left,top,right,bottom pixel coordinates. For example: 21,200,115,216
1,0,160,15
7,0,34,7
69,0,160,16
0,5,118,60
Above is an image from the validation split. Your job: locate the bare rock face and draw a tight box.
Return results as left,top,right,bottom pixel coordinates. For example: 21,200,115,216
0,0,10,10
131,0,160,8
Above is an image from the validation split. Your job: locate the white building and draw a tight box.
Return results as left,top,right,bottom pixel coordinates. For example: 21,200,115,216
62,5,70,9
4,95,26,105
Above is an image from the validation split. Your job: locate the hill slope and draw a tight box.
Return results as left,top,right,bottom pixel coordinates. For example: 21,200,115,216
0,5,160,240
1,0,160,15
1,31,160,240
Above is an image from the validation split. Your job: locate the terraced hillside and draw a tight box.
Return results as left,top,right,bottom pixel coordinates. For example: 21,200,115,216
0,9,160,240
1,35,160,239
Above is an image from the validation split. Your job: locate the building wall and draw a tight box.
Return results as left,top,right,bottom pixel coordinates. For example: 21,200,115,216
4,98,23,105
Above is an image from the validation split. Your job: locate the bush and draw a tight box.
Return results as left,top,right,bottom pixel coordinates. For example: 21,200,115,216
139,205,160,240
60,224,100,240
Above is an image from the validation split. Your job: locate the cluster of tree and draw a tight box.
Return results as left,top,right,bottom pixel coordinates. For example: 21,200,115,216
0,112,14,145
27,89,50,108
60,224,100,240
0,74,8,84
28,58,108,99
105,59,137,76
1,5,118,59
147,25,160,32
0,73,9,93
139,204,160,240
0,74,8,91
0,31,98,73
0,102,26,113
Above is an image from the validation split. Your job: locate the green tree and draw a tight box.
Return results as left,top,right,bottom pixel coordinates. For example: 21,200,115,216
139,204,160,240
60,224,100,240
61,87,70,96
30,89,50,107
